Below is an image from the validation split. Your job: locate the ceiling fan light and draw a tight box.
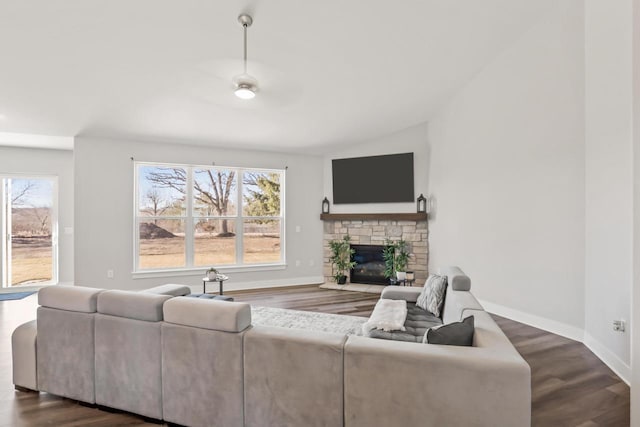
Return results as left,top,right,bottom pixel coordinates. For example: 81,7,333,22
235,84,256,99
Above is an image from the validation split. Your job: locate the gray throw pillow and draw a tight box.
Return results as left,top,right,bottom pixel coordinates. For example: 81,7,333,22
424,315,474,346
415,274,447,317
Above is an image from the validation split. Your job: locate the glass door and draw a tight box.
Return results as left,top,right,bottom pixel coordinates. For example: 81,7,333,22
1,176,57,287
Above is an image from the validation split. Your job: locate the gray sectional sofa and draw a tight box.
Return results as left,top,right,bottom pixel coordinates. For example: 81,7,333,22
11,267,531,427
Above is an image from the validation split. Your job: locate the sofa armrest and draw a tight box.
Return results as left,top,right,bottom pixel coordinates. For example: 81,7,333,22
380,286,422,302
344,336,531,427
12,320,38,391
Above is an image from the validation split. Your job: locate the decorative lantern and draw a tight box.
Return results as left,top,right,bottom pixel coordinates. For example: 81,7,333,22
417,194,427,213
322,197,330,214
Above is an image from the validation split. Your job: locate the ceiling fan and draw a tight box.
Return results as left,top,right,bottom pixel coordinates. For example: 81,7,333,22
181,13,302,109
232,14,258,100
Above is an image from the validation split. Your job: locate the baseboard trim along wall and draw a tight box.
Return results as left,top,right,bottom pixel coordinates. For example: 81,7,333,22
583,332,631,385
479,299,630,385
188,275,325,294
478,299,585,341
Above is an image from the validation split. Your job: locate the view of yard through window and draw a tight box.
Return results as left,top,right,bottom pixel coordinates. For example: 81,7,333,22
137,164,283,270
3,178,55,286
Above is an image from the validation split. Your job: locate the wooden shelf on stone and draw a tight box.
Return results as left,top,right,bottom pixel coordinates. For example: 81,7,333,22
320,213,428,221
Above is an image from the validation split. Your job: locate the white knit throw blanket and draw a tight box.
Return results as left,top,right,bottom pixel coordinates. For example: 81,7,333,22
362,299,408,334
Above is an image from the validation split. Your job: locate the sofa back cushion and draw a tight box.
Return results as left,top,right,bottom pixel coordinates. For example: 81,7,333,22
163,297,251,332
97,290,171,322
244,326,346,427
38,285,104,313
162,323,246,426
37,307,98,403
95,314,163,419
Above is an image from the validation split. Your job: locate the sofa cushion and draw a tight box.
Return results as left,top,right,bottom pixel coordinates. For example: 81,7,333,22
97,291,172,322
416,274,447,317
424,315,474,346
38,285,104,313
367,303,442,343
163,297,251,332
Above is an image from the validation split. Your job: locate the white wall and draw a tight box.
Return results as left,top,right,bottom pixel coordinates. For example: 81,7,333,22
584,0,633,382
74,137,324,291
323,122,429,213
0,146,74,285
427,2,586,336
631,0,640,422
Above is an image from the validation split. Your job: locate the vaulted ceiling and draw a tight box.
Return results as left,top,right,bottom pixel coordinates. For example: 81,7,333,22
0,0,556,152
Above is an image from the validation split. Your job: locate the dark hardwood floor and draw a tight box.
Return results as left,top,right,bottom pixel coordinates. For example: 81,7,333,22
0,286,630,426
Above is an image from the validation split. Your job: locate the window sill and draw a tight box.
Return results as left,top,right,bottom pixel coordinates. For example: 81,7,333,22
132,264,287,280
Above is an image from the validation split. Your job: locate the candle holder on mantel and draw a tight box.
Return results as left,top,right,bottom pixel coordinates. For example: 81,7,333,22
417,194,427,213
322,197,330,214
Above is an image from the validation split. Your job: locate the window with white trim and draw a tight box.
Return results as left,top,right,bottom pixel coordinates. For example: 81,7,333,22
134,162,284,272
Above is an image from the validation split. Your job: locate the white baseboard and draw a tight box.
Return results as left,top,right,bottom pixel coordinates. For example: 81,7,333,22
583,332,631,385
479,299,631,385
188,275,324,294
478,299,584,342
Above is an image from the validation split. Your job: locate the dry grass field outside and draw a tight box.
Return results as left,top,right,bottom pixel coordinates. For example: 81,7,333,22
139,233,281,269
10,237,52,286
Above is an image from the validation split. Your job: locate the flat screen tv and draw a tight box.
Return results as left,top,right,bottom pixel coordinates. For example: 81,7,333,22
332,153,414,204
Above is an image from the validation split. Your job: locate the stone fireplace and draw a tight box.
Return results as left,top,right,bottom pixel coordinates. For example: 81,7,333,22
322,215,428,285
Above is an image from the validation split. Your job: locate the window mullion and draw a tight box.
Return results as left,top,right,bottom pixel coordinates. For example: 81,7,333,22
133,164,140,273
185,167,194,268
0,179,6,287
236,169,243,265
281,169,286,267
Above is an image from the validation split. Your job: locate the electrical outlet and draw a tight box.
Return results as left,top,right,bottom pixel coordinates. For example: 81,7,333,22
295,260,301,267
295,225,301,233
613,320,625,332
107,269,114,279
309,259,315,267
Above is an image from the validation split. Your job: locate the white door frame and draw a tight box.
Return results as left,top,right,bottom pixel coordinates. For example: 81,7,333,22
0,175,58,288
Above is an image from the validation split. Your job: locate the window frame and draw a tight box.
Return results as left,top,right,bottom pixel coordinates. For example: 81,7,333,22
133,161,286,277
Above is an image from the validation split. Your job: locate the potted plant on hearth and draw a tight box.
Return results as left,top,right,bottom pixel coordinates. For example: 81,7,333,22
394,240,410,281
329,235,356,285
383,239,411,283
382,239,397,284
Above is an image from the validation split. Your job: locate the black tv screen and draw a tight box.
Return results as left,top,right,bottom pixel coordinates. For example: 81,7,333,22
332,153,414,204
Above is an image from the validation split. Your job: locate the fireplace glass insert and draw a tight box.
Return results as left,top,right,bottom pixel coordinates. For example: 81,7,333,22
350,244,389,285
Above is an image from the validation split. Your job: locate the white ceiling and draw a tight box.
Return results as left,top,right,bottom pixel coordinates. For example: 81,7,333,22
0,0,556,153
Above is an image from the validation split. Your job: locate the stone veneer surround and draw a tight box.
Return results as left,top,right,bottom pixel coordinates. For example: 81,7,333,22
323,219,428,285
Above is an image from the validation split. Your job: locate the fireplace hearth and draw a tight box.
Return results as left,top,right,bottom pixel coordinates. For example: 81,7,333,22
350,244,388,285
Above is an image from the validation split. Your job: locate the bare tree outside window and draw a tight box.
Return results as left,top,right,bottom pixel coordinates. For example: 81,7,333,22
6,178,55,286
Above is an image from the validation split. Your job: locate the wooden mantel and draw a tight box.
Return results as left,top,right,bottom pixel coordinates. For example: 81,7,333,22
320,213,428,221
